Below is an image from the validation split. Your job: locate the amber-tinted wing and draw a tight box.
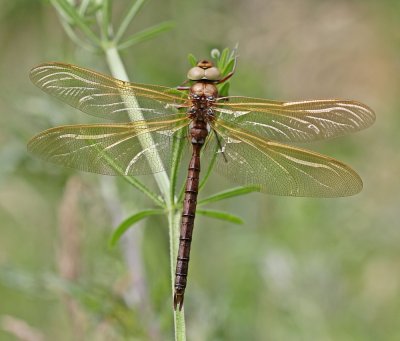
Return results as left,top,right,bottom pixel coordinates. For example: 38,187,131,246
214,97,375,142
30,63,188,122
206,119,362,197
28,115,189,176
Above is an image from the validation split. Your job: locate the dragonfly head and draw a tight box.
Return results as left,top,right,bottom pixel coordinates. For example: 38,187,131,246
187,60,221,82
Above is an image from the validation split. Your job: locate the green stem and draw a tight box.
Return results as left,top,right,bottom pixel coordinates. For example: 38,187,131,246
169,208,186,341
104,46,171,206
53,1,187,338
103,45,185,339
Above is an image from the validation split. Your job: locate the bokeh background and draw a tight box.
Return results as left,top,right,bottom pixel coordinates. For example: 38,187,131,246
0,0,398,340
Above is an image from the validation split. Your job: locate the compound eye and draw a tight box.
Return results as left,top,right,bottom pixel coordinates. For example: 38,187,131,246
204,67,221,81
187,67,204,80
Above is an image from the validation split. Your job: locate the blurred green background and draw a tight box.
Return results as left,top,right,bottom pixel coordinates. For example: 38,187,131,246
0,0,398,340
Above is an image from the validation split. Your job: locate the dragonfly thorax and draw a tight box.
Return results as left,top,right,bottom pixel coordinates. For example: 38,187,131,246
188,82,217,123
189,82,218,101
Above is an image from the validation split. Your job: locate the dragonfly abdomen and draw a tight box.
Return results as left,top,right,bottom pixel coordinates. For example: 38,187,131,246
174,117,208,310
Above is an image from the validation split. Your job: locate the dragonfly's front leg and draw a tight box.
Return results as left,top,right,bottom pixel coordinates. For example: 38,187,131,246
177,78,190,91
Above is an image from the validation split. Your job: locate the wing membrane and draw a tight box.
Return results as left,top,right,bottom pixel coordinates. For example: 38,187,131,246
215,97,375,142
30,62,188,121
28,115,189,176
208,120,362,197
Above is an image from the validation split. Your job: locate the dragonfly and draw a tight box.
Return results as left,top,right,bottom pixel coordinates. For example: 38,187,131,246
28,59,375,310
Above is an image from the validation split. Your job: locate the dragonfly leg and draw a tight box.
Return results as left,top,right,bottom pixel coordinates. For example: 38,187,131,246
177,79,190,90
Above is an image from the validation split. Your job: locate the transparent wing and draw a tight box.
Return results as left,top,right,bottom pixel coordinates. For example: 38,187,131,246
30,62,188,122
206,119,362,197
214,97,375,142
28,115,189,176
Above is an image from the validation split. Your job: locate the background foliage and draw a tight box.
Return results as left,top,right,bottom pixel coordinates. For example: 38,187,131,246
0,0,398,340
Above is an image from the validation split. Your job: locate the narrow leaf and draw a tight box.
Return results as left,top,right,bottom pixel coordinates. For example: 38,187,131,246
78,0,90,16
217,48,229,69
177,179,186,205
51,0,101,46
198,186,260,206
197,209,243,224
109,209,164,247
114,0,146,42
222,58,235,76
89,140,165,207
118,21,175,50
187,53,197,67
59,17,97,51
198,135,219,191
218,82,230,98
100,0,112,40
170,128,186,204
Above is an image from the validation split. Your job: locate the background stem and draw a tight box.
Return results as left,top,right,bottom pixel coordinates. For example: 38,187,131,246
104,45,186,340
169,208,186,341
104,46,171,206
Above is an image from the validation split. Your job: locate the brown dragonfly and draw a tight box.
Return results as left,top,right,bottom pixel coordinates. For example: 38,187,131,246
28,59,375,310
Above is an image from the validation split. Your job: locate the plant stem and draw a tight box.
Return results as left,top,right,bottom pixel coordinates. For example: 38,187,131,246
104,46,171,206
104,45,186,340
169,208,186,341
52,1,187,338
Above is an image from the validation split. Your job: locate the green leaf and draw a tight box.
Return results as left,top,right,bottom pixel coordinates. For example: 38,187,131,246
85,2,102,16
187,53,198,66
114,0,146,42
218,82,230,97
198,186,260,206
78,0,90,16
118,21,175,50
58,15,97,51
197,209,243,224
109,209,164,247
88,139,165,208
217,47,229,70
198,134,220,191
177,180,186,205
51,0,101,46
100,0,112,40
170,127,186,204
222,58,235,76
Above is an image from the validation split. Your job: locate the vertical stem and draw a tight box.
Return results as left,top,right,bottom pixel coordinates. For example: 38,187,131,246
104,46,171,206
103,45,186,339
169,208,186,341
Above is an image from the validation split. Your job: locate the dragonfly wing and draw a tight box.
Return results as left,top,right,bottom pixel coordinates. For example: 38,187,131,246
206,120,363,197
30,62,188,121
28,115,189,176
215,97,375,142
